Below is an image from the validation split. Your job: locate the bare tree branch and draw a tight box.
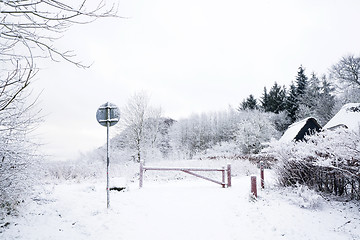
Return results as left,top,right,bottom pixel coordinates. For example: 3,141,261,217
0,0,119,215
330,55,360,89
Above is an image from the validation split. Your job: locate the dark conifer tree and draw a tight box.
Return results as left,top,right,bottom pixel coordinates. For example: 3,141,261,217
260,87,270,111
285,82,298,122
261,83,287,113
238,94,258,111
285,66,310,123
268,82,287,113
296,65,308,96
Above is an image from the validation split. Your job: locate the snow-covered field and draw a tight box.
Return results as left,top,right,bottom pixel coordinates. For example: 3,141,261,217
1,164,360,240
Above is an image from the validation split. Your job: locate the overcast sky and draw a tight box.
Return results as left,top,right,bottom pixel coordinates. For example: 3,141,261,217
33,0,360,161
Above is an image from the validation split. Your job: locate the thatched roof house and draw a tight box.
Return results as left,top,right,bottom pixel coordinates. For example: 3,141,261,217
279,117,322,142
324,103,360,132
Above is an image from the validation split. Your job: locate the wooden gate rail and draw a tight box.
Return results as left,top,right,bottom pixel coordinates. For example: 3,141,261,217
139,161,231,188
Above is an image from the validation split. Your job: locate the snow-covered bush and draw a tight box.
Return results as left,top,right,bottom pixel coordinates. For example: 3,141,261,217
44,161,104,181
235,110,280,154
0,98,41,217
169,109,282,158
289,184,323,209
264,127,360,199
200,142,241,158
169,109,238,159
43,159,141,183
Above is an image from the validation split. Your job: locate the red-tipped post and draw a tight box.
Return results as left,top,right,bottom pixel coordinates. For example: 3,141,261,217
227,164,232,188
260,161,264,189
251,176,257,198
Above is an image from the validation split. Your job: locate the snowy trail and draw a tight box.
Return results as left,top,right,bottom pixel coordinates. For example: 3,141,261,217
1,174,360,240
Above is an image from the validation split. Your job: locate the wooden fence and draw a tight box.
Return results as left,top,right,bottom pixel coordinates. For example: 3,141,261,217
139,160,231,188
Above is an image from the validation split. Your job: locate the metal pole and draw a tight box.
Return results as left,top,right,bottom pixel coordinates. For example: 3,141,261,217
106,103,110,209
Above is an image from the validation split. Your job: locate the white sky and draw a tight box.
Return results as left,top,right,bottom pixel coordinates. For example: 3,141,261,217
33,0,360,161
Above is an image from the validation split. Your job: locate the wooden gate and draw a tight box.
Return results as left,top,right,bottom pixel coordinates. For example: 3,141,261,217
139,161,231,188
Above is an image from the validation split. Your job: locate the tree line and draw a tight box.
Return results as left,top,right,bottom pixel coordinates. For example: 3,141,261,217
107,55,360,164
239,66,335,125
239,55,360,126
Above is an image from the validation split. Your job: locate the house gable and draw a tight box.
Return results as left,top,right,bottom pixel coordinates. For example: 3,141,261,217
324,103,360,132
280,117,322,142
294,118,322,141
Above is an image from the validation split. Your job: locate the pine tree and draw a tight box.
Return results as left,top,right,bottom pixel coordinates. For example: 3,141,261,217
285,82,298,122
261,83,287,113
296,65,308,96
317,75,335,124
267,82,287,113
286,66,310,123
296,72,321,120
302,72,321,107
238,94,258,111
242,94,259,110
260,87,270,112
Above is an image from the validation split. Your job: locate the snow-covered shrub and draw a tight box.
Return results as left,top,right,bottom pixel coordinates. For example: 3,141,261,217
235,110,280,154
199,142,241,158
264,127,360,199
0,99,41,217
44,160,105,181
269,110,292,133
43,156,142,183
169,109,239,159
290,184,323,209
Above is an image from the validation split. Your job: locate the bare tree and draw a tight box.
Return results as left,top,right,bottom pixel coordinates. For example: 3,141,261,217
331,55,360,89
1,0,117,111
0,0,118,214
121,92,162,163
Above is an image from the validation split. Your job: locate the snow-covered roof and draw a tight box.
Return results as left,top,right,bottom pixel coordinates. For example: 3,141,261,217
324,103,360,132
279,117,318,142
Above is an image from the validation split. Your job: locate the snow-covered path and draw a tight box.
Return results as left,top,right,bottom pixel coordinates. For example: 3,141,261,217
1,175,360,240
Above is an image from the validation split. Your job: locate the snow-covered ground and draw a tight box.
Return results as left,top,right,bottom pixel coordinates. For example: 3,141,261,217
1,167,360,240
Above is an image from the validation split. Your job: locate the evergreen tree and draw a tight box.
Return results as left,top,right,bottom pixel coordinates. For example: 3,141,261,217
261,83,287,113
295,72,335,125
285,66,310,123
317,75,335,124
285,82,299,123
296,72,322,120
302,72,321,107
260,87,270,112
238,94,258,111
296,65,308,96
267,82,287,113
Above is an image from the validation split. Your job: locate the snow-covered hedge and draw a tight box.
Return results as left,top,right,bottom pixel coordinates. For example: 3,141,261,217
265,127,360,199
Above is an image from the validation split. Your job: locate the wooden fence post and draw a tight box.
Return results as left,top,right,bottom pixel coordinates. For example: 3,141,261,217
251,176,257,198
222,166,226,188
139,160,144,188
260,161,264,189
227,164,232,187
